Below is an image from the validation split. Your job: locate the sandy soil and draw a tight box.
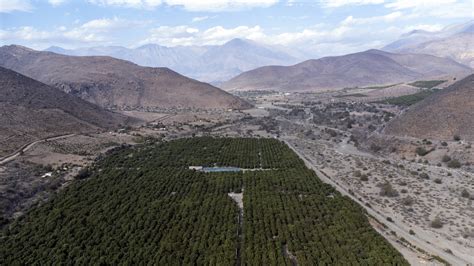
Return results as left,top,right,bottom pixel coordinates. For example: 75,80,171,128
286,136,473,264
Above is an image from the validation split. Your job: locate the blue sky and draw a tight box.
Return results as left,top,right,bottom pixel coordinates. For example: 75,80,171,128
0,0,472,56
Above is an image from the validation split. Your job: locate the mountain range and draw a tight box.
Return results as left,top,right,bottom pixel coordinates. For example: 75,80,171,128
0,45,251,110
221,49,472,92
384,20,474,68
0,66,136,156
385,74,474,141
45,38,300,83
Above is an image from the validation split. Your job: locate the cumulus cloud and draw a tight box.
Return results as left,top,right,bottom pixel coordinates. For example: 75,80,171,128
137,22,390,50
192,16,210,23
0,0,32,13
88,0,163,9
88,0,279,11
341,12,403,26
48,0,67,6
139,25,265,46
385,0,456,10
322,0,384,8
0,17,149,47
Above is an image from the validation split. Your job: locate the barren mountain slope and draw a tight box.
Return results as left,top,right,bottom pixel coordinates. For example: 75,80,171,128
45,38,299,83
0,45,251,110
0,67,135,156
391,33,474,68
384,21,474,67
384,74,474,141
221,49,471,92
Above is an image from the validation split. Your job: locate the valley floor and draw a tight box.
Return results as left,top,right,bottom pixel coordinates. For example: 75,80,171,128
1,92,473,264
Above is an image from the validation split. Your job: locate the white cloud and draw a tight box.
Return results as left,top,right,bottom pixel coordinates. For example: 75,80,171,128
48,0,67,6
192,16,210,23
80,17,143,31
165,0,278,11
0,17,149,47
322,0,384,8
383,0,472,19
139,25,266,46
385,0,456,10
88,0,279,11
138,22,381,49
88,0,163,9
403,24,445,32
341,11,403,26
0,0,32,13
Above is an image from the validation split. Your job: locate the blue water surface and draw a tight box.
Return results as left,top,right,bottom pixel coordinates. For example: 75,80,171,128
202,167,242,173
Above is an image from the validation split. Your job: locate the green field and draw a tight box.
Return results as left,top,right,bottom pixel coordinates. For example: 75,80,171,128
408,80,446,89
378,89,440,106
334,93,368,98
1,137,407,265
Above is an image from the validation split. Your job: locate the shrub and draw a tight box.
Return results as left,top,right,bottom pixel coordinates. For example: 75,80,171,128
401,197,414,206
379,182,399,197
360,175,369,181
370,143,381,152
447,159,461,168
441,141,448,147
419,173,430,179
386,217,394,222
353,170,362,177
453,135,461,141
441,155,451,162
409,229,415,235
415,147,429,156
431,217,443,229
461,189,470,198
75,168,91,180
434,178,442,184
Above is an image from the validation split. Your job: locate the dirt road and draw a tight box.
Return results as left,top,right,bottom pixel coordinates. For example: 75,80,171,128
0,134,76,165
283,138,471,266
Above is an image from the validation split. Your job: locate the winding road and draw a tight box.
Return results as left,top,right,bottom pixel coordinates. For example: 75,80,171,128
0,134,76,165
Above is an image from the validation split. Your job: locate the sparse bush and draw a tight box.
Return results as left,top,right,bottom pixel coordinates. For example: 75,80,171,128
43,164,53,172
431,217,443,229
441,155,451,162
434,178,442,184
76,168,91,180
401,197,414,206
379,182,399,197
353,170,362,177
370,143,381,152
419,173,430,179
447,159,461,168
409,229,415,235
461,189,470,198
441,141,448,147
453,135,461,141
415,147,429,156
360,175,369,182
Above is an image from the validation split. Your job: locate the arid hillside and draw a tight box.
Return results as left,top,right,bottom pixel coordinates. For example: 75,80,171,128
384,21,474,67
0,67,136,156
221,49,471,92
385,74,474,141
0,45,251,110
